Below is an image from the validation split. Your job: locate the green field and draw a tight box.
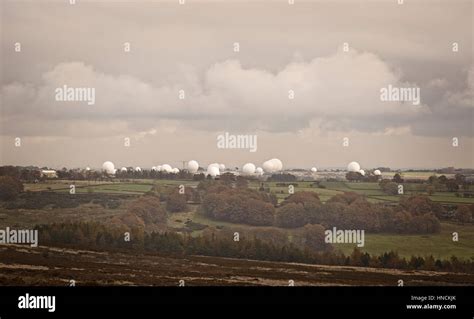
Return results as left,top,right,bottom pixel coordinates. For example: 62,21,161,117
337,222,474,260
381,171,456,180
47,183,153,194
24,180,112,191
25,178,474,206
24,180,199,195
250,180,474,205
178,211,474,261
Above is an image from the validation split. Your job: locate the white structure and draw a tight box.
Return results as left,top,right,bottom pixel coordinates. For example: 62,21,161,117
311,167,317,173
102,161,115,175
219,163,226,171
255,167,264,176
135,166,142,172
207,165,220,177
157,165,163,172
171,168,180,174
347,161,361,172
208,163,220,170
41,170,58,179
374,169,382,176
120,167,127,172
187,160,199,173
161,164,172,173
359,169,365,176
271,158,283,171
242,163,256,175
262,160,275,173
262,158,283,173
151,166,157,171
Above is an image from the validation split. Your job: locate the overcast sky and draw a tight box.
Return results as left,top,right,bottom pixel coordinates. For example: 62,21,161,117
0,0,473,170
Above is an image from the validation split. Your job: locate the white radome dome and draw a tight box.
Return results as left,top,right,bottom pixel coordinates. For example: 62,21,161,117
207,166,220,177
271,158,283,171
263,158,283,173
156,165,163,172
151,166,157,171
311,167,317,173
208,163,220,170
102,161,115,175
187,160,199,173
207,163,220,174
219,164,226,171
359,169,365,176
347,161,361,172
242,163,256,175
262,160,275,173
172,168,180,174
135,166,142,172
120,167,127,172
255,167,264,175
161,164,172,173
374,169,382,176
85,167,91,171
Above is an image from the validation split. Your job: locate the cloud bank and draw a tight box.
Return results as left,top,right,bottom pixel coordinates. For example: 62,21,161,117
4,48,470,139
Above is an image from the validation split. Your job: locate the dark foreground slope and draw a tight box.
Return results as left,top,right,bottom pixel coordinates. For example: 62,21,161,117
0,245,472,286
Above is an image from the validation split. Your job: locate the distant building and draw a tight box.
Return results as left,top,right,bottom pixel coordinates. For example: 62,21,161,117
465,175,474,183
41,170,58,179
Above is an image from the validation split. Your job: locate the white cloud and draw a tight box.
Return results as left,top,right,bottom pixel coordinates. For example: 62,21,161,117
1,49,436,138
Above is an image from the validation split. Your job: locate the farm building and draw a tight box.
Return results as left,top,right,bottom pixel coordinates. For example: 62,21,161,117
41,170,58,179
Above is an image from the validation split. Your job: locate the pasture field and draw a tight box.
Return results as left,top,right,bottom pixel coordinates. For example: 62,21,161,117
250,180,474,205
23,180,198,195
25,177,474,205
69,183,153,194
381,171,455,180
336,222,474,260
23,180,113,192
174,210,474,261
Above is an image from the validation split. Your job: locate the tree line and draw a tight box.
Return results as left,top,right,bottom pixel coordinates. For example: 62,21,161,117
198,181,451,233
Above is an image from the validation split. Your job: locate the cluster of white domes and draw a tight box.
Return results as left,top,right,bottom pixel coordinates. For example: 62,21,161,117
103,160,384,179
100,164,182,174
134,164,180,174
347,161,376,176
262,158,283,173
